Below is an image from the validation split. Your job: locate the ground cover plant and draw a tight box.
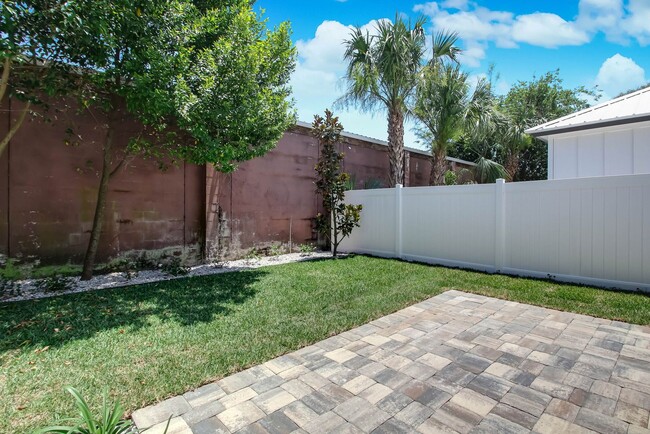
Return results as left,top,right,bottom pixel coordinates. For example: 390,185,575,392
1,255,649,433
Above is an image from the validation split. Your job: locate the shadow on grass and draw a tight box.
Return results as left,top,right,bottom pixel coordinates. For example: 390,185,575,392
0,270,267,353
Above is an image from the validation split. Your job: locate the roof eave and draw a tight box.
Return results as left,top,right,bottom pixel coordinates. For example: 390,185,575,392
526,114,650,138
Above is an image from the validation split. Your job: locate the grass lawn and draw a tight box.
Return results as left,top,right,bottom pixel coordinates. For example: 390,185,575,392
1,255,649,433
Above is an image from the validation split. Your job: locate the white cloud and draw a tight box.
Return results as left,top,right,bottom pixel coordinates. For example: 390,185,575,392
295,21,351,73
594,54,646,98
441,0,469,10
412,0,650,68
457,41,487,68
623,0,650,45
290,19,427,150
512,13,590,48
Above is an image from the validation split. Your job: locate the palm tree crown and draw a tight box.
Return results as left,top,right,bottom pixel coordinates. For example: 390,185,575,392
338,15,459,187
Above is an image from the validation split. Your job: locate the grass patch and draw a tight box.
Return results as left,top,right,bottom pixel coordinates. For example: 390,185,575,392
0,261,82,281
1,255,648,433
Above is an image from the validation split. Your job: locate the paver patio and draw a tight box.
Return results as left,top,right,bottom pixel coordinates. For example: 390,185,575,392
132,290,650,434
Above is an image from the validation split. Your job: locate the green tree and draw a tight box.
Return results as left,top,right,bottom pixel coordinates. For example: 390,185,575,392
414,63,495,185
313,110,361,257
339,16,459,187
0,1,78,155
498,70,597,180
33,0,295,279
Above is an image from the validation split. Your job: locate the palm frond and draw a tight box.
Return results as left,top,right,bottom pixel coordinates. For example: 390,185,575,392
474,156,508,184
430,30,461,65
337,15,427,115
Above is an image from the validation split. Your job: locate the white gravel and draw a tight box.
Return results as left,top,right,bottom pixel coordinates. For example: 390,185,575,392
1,251,334,303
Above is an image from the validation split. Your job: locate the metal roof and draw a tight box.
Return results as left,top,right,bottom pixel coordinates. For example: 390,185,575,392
525,85,650,138
294,120,476,166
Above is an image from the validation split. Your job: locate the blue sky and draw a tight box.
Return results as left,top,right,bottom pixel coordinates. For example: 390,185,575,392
257,0,650,149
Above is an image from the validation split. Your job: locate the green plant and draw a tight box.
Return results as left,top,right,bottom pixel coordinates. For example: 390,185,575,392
109,257,139,281
135,254,156,271
343,174,356,191
37,275,74,293
269,243,285,257
298,244,316,256
444,170,457,186
37,386,167,434
414,63,496,185
457,168,475,184
498,70,598,180
363,178,385,190
69,1,296,281
313,110,362,257
160,257,190,277
243,249,261,265
0,257,26,280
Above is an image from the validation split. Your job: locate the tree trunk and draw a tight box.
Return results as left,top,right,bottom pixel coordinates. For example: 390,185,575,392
0,58,11,102
387,108,405,187
505,153,520,181
331,207,338,258
0,100,31,156
81,123,115,280
430,148,447,185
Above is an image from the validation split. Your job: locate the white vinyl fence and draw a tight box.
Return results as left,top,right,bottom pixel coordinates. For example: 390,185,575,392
340,174,650,292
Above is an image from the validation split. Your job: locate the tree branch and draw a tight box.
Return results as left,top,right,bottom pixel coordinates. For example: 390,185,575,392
0,101,31,156
0,57,12,103
108,151,134,179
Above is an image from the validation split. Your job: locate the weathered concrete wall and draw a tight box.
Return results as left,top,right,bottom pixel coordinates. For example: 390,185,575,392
1,95,471,265
206,127,320,260
1,97,204,265
0,102,8,256
205,125,466,260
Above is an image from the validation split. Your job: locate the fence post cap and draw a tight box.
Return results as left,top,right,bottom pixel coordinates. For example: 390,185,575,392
496,178,506,185
396,184,403,188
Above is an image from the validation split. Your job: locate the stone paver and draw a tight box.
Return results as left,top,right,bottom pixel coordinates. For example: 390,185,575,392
133,290,650,433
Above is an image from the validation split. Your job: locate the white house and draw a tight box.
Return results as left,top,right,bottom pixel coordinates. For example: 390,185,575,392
526,86,650,180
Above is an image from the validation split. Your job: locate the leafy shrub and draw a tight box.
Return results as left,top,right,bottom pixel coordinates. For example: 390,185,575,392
298,244,316,256
244,249,261,265
363,178,385,190
444,170,457,186
160,257,190,277
269,243,285,257
37,275,74,293
37,387,168,434
109,257,139,280
457,168,475,185
135,253,156,270
312,110,362,257
0,258,27,280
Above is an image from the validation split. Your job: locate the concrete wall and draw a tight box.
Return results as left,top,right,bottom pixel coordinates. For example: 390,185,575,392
1,96,472,265
548,121,650,180
205,125,455,260
0,104,8,256
0,97,205,264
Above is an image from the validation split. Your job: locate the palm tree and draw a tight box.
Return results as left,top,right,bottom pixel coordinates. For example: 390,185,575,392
414,63,495,185
499,121,531,181
338,16,459,187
